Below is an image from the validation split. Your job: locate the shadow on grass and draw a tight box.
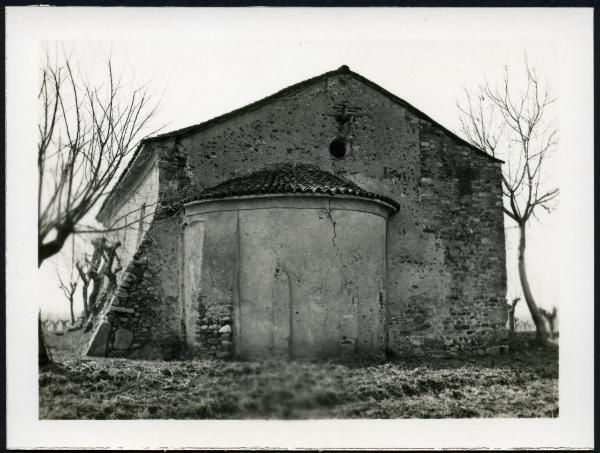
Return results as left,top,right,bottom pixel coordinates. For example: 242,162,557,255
39,339,558,420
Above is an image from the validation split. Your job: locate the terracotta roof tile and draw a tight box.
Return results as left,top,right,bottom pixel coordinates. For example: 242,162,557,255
186,163,400,212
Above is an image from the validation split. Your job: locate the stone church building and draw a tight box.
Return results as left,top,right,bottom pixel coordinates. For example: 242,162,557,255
86,65,507,360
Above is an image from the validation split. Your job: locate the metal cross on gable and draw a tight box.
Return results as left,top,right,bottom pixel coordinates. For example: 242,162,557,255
325,102,365,123
324,102,365,135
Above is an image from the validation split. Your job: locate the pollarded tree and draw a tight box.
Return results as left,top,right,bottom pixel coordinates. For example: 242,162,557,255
540,306,558,338
457,58,558,344
507,297,520,333
85,236,123,315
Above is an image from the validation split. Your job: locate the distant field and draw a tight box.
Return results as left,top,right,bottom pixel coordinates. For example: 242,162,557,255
39,333,558,419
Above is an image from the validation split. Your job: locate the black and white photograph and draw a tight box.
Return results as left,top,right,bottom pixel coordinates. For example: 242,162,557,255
5,6,594,450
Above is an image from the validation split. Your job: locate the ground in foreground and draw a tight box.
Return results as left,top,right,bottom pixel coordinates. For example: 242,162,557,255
39,347,557,419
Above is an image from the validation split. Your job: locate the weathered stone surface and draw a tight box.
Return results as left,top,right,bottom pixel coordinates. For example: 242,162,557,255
486,345,508,356
85,322,112,357
113,328,134,350
110,305,134,314
218,324,231,334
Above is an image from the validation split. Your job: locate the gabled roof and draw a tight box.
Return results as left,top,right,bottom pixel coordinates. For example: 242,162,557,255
184,162,400,212
144,65,501,163
98,65,501,220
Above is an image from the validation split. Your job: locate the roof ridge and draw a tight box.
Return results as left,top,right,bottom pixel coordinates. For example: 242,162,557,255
143,64,500,164
147,66,350,142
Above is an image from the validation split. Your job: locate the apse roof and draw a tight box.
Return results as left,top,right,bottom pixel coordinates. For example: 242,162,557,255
185,162,400,212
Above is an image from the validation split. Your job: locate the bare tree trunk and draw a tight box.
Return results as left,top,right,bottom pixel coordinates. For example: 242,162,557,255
82,283,89,318
88,271,104,311
38,248,53,365
518,223,549,344
103,241,122,295
76,262,90,318
69,298,75,325
38,224,72,267
507,297,520,333
38,312,51,367
548,310,557,337
540,307,558,338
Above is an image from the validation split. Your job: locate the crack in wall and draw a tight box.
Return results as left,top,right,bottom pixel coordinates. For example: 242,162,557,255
282,266,293,358
273,262,293,358
325,200,337,247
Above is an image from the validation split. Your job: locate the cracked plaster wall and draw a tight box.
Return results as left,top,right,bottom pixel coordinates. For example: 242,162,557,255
183,195,389,360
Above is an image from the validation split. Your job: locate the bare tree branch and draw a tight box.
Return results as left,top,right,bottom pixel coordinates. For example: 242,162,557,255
38,48,160,267
457,55,558,344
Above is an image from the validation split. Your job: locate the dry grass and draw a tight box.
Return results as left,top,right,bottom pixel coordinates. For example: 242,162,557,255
39,339,558,419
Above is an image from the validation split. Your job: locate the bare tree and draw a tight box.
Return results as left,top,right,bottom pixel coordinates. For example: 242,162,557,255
516,319,534,332
38,49,158,267
540,307,558,338
75,236,124,329
457,57,558,344
56,235,81,327
90,237,123,310
37,48,159,365
507,297,520,333
58,272,78,325
75,258,90,319
86,237,108,313
102,240,123,291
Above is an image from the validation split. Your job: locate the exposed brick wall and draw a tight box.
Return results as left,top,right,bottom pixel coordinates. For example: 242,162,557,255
93,71,507,359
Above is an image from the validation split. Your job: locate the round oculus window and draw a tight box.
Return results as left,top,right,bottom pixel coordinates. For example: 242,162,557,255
329,137,349,159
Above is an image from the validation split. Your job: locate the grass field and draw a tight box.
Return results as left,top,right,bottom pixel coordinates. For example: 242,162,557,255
39,333,558,419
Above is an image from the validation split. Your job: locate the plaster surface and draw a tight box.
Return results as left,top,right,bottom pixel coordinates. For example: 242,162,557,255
183,194,392,360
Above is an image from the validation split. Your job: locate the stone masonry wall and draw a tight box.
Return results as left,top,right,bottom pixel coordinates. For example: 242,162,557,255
386,121,507,357
192,295,234,359
86,216,183,360
145,71,508,358
93,69,507,359
182,210,236,359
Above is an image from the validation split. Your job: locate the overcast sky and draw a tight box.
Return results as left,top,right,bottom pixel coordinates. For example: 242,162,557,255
21,9,561,325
